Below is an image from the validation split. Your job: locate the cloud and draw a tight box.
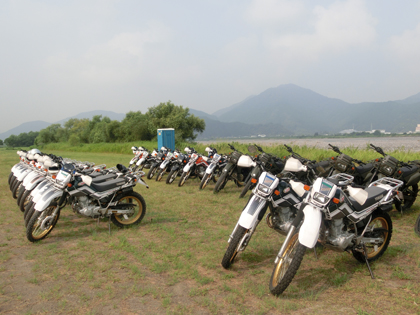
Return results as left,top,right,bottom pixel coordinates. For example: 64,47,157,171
245,0,305,26
389,22,420,72
265,0,377,58
241,0,377,62
44,21,172,85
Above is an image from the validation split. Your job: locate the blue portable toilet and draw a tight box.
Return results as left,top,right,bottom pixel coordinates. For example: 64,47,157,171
157,128,175,151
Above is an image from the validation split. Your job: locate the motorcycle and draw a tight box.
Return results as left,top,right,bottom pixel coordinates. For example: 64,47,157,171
269,173,403,295
165,147,192,184
178,149,210,187
213,144,254,193
415,213,420,237
239,144,285,198
221,170,308,269
25,163,148,242
367,144,420,212
147,147,169,179
156,150,180,182
199,149,227,190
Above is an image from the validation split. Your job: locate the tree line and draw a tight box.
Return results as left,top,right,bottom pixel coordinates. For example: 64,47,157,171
3,102,205,147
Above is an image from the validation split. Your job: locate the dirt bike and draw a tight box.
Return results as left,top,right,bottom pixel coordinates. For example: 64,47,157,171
269,173,403,295
213,144,254,193
221,170,308,269
239,144,285,198
26,163,148,242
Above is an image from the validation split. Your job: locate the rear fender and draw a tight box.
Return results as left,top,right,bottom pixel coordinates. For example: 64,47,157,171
298,204,322,248
237,195,268,229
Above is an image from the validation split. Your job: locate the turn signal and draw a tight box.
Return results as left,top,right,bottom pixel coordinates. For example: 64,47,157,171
375,159,379,162
67,183,72,187
398,170,402,174
304,185,310,191
274,190,280,196
251,178,257,184
52,175,57,179
332,198,340,204
351,167,355,170
331,157,335,160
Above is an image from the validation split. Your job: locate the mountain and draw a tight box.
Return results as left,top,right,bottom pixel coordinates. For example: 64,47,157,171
0,110,125,141
0,121,51,141
210,84,420,135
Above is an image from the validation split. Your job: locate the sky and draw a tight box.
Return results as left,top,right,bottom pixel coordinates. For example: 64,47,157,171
1,0,420,133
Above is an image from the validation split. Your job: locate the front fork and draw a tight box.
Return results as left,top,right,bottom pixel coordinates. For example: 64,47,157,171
274,203,305,264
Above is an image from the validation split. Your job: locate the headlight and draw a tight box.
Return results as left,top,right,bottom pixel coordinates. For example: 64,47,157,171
257,184,270,195
313,192,330,204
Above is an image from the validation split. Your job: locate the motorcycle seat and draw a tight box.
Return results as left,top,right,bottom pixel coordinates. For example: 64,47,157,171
349,186,387,212
91,173,118,183
90,178,127,192
355,163,374,175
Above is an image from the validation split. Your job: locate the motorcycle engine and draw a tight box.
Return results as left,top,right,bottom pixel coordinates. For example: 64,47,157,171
72,196,103,217
323,218,354,251
268,206,294,235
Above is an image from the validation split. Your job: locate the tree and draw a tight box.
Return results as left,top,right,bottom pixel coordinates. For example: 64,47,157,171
35,124,64,145
0,139,3,145
119,111,152,141
145,101,205,141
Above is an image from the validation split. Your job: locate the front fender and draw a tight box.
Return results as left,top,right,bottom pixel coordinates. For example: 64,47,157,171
298,204,322,248
25,174,45,190
237,195,268,229
34,188,64,211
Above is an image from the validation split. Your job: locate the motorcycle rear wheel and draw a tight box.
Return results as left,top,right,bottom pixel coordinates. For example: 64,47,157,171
213,172,228,194
199,173,212,190
269,232,306,296
415,214,420,237
166,169,179,184
24,203,35,227
111,191,146,228
221,226,248,269
352,212,392,263
26,203,60,242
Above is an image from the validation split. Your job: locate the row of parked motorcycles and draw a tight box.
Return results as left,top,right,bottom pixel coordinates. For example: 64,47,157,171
8,149,148,242
129,142,420,295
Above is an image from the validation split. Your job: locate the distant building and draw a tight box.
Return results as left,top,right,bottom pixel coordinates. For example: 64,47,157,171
339,129,358,134
415,124,420,132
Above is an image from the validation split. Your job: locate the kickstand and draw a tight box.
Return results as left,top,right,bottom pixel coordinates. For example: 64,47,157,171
108,216,112,236
313,247,318,260
363,244,375,279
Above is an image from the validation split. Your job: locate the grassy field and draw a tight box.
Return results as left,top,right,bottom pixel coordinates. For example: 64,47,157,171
1,147,419,314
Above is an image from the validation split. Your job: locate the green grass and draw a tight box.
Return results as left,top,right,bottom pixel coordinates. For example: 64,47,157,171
1,147,420,314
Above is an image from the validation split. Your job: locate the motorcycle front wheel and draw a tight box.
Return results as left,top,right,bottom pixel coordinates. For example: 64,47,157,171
111,191,146,228
352,211,392,263
415,214,420,237
19,188,33,213
269,232,306,296
156,168,166,182
26,203,61,242
199,173,212,190
11,180,22,199
213,172,228,194
147,165,158,179
239,179,253,199
221,226,248,269
166,169,179,184
178,171,190,187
